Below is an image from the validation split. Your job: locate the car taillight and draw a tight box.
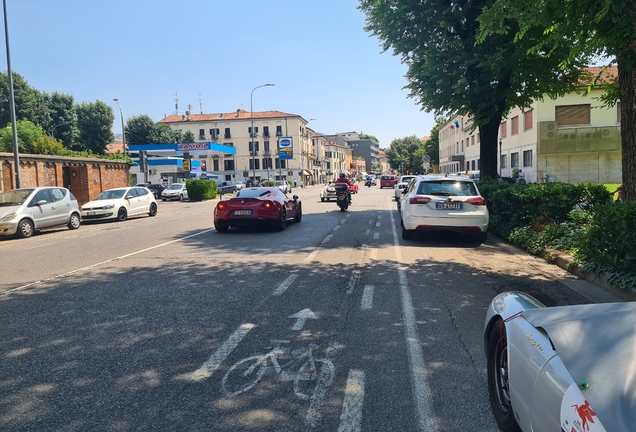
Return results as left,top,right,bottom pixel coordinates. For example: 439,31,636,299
467,197,486,206
264,201,272,209
409,196,432,204
218,203,225,210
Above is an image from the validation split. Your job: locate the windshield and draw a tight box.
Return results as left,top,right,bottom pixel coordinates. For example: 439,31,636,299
236,188,272,198
95,189,127,200
0,189,33,206
167,184,183,190
275,181,285,186
417,181,478,197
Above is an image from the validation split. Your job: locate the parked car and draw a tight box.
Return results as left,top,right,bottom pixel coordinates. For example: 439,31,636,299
245,179,261,188
235,181,246,190
0,187,81,238
214,180,237,195
400,174,489,241
485,291,636,432
380,175,396,189
161,183,188,201
320,183,338,202
137,183,165,199
394,175,417,204
214,187,302,232
81,186,157,222
274,180,291,194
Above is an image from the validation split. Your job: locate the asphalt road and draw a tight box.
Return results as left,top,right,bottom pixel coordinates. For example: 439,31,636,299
0,185,623,431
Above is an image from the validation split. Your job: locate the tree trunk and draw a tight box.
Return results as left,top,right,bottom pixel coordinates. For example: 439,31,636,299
618,58,636,202
479,114,503,180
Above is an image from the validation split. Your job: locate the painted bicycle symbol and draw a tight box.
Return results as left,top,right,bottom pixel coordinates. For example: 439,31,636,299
221,341,335,401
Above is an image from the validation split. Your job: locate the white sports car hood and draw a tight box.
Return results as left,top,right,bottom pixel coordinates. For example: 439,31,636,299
523,302,636,432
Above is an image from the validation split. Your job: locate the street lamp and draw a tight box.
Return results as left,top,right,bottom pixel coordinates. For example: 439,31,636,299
113,99,126,157
3,0,20,188
250,83,275,181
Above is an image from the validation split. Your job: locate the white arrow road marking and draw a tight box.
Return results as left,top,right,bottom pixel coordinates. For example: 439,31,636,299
189,323,256,381
338,369,365,432
361,285,374,310
289,308,319,331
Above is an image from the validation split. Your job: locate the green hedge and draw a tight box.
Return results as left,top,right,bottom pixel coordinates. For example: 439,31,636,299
185,179,217,201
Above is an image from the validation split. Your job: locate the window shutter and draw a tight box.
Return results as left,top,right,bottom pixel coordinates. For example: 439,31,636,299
555,104,590,125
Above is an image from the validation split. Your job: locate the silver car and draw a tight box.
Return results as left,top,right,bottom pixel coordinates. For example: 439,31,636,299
320,183,338,202
274,180,291,194
0,187,81,238
161,183,188,201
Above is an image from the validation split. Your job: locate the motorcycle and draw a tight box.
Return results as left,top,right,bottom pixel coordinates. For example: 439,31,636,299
365,179,373,187
335,184,350,212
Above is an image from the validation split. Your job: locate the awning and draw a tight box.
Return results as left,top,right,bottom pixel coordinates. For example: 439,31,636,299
204,173,218,179
190,169,203,177
301,169,312,176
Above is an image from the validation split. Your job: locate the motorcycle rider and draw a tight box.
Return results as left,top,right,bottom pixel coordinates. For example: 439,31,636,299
334,173,353,204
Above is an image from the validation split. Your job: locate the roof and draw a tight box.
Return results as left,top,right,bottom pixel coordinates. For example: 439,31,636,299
159,109,301,124
578,65,618,86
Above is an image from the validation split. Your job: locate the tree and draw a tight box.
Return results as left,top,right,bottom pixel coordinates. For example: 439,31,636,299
125,115,155,145
385,135,426,174
477,0,636,200
358,0,584,179
423,120,444,168
182,130,195,143
47,92,76,148
75,101,115,154
0,72,42,128
150,123,182,144
0,119,45,153
32,135,65,155
359,133,379,143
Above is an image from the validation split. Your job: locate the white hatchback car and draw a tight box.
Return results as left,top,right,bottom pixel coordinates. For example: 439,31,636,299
394,175,417,205
400,174,489,241
81,186,157,222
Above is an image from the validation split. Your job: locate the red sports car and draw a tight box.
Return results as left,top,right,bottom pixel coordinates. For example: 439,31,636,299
349,182,359,194
214,187,302,232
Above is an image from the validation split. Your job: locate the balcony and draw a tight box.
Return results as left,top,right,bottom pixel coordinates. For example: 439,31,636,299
224,133,232,139
250,151,259,156
276,131,283,137
264,150,271,156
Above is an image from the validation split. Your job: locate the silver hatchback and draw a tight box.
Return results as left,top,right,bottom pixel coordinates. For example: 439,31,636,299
0,187,81,238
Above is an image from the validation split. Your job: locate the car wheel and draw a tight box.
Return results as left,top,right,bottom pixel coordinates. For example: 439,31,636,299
148,203,158,217
179,194,184,201
475,231,487,243
294,204,302,222
162,198,166,201
67,213,81,230
17,219,34,238
215,222,229,232
401,225,414,240
321,197,325,202
487,320,521,432
275,208,287,231
117,207,128,221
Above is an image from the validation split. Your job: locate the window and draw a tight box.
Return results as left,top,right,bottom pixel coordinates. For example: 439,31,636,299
471,135,475,146
264,140,270,152
199,129,205,139
210,128,220,139
275,158,287,169
500,154,507,169
276,125,283,136
617,102,621,123
224,128,231,138
263,126,270,137
263,158,273,169
500,121,507,138
523,110,533,131
224,159,234,171
555,104,591,125
523,150,533,167
477,133,480,143
213,159,219,171
477,159,480,170
511,116,519,135
249,159,260,170
248,126,259,137
511,152,519,168
249,141,260,152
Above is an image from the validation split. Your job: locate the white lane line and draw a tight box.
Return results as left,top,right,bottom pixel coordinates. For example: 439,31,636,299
346,270,360,295
373,233,380,240
365,229,370,236
190,323,256,381
304,249,319,262
361,285,374,310
333,225,341,231
346,214,352,219
321,234,333,245
389,210,438,432
27,242,60,249
338,369,365,432
273,274,298,296
375,222,381,227
2,228,216,295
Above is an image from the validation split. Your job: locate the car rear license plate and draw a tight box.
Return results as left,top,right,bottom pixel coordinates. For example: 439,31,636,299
436,202,462,210
233,210,252,215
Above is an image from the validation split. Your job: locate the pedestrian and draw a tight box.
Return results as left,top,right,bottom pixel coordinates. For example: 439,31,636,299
294,179,297,188
516,169,526,184
612,185,623,202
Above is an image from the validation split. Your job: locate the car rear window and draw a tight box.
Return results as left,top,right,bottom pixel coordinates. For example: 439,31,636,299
236,188,273,198
381,176,394,180
417,181,478,197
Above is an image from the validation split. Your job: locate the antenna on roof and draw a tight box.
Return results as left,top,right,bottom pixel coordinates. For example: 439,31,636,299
199,94,203,114
173,91,179,115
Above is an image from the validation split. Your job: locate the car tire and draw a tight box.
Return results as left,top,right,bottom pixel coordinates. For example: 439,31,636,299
17,219,34,238
148,203,157,217
162,198,166,201
67,213,81,230
215,222,229,232
179,194,184,201
401,225,414,240
321,197,325,202
275,208,287,231
294,204,302,223
117,207,128,221
475,231,487,243
487,320,521,432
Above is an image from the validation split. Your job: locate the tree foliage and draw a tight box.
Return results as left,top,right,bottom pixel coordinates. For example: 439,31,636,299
182,130,196,143
477,0,636,200
150,123,182,144
385,135,426,174
32,135,66,155
0,119,45,153
358,0,585,179
125,115,155,145
359,133,379,143
75,101,115,154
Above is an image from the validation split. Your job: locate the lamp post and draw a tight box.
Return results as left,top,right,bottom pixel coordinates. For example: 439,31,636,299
3,0,20,188
250,83,275,181
499,139,502,178
113,99,126,157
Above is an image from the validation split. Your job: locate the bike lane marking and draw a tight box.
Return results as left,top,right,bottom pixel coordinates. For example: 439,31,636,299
273,274,298,296
389,202,439,432
361,285,374,310
338,369,365,432
346,270,360,295
189,323,256,381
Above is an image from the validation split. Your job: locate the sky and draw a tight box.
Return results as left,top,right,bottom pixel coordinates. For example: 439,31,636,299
0,0,436,149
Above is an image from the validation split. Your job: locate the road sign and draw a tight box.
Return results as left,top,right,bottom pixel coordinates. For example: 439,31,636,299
423,155,430,162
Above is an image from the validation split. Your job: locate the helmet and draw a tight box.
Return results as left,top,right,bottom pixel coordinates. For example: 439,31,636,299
339,173,346,178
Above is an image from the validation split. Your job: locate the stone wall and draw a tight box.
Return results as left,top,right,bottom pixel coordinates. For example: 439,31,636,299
0,153,129,205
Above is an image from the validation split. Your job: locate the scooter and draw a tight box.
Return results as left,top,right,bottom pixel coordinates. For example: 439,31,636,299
365,179,373,187
335,184,349,212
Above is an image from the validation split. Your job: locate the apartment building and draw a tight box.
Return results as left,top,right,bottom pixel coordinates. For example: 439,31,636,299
439,66,621,184
324,142,349,182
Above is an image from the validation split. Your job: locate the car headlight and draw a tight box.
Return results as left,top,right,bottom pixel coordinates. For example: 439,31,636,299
103,204,115,209
1,212,16,222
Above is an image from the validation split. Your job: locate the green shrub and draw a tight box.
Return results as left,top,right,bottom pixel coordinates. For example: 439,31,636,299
261,179,275,186
186,179,217,201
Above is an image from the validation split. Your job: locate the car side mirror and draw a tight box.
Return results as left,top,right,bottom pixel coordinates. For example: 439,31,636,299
35,199,48,206
293,195,299,200
126,194,134,200
402,189,408,194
